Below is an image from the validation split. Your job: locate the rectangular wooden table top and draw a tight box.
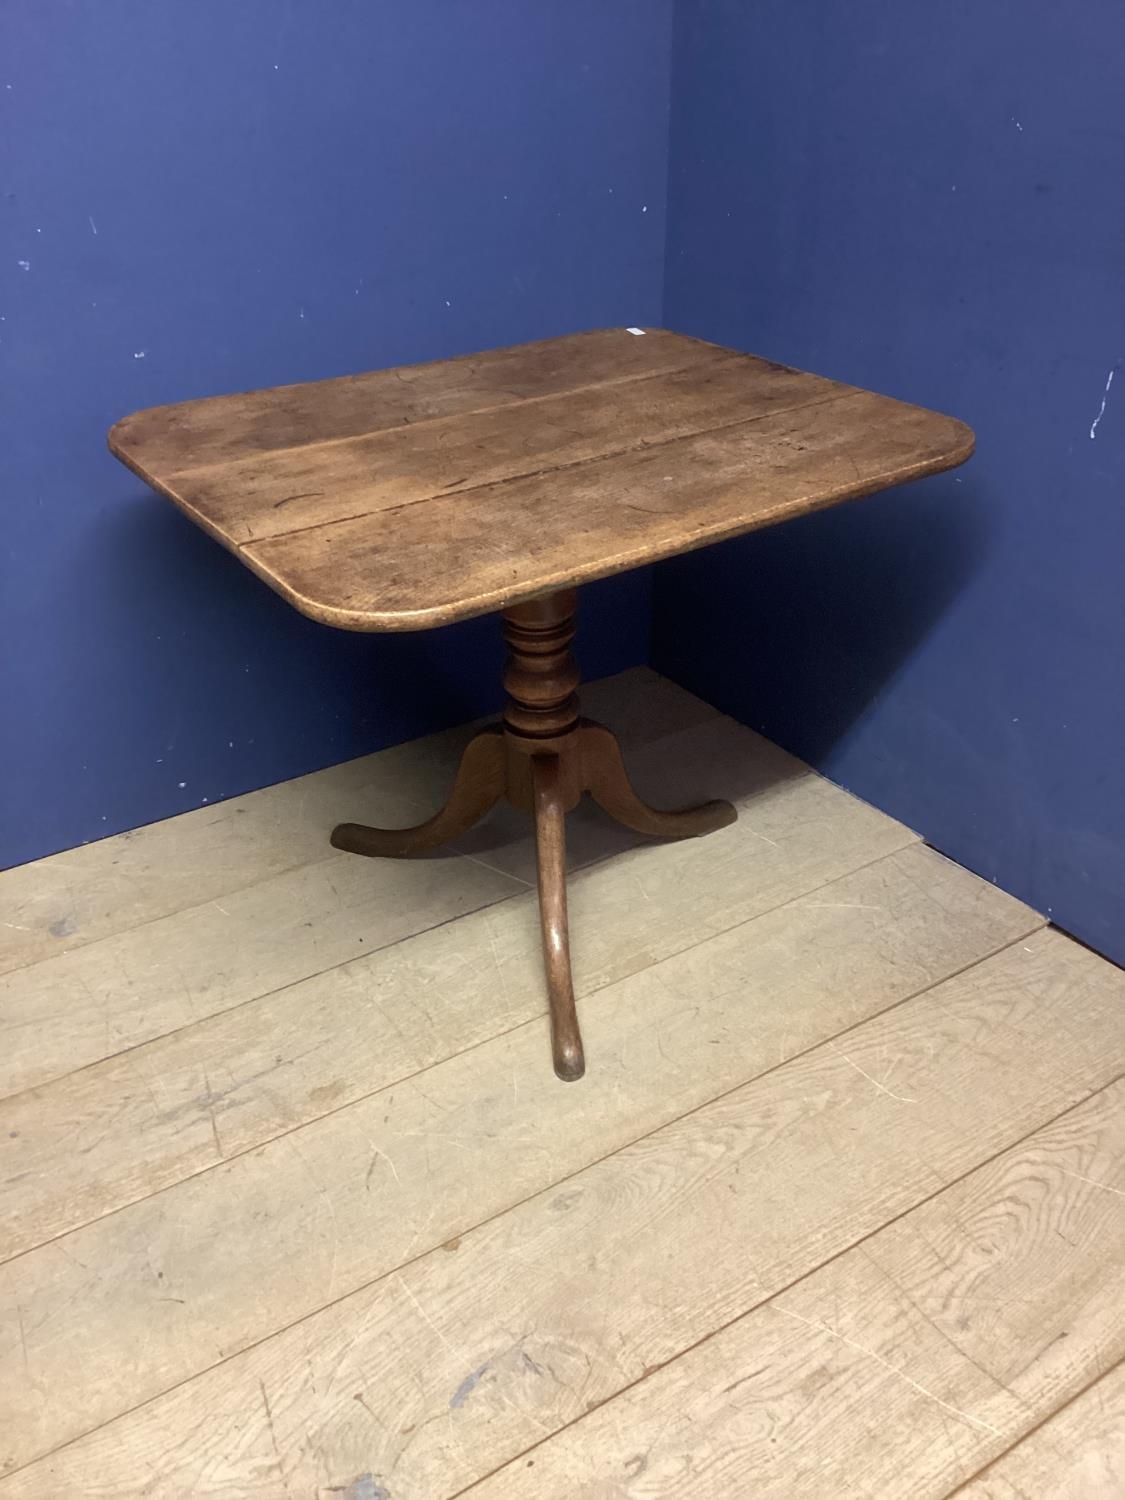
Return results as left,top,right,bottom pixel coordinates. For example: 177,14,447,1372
109,328,973,631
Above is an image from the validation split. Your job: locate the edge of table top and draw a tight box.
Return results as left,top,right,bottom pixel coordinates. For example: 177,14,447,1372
108,328,975,632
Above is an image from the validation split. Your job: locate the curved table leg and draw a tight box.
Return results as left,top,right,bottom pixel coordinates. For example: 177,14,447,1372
532,754,584,1082
331,725,505,858
580,719,737,838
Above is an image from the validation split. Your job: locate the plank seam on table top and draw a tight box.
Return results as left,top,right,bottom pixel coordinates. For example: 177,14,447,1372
6,957,1095,1488
109,378,865,571
152,348,754,478
0,836,955,1261
229,385,864,547
239,433,970,632
108,326,715,449
942,1354,1125,1498
449,1069,1125,1499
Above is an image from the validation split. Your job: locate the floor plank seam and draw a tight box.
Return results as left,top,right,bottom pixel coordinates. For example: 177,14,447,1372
0,725,578,978
451,848,536,887
0,674,795,983
0,844,327,979
940,1352,1125,1498
0,930,1077,1480
0,689,745,983
445,1069,1125,1499
0,823,910,1115
0,840,985,1268
0,834,522,983
0,866,531,1108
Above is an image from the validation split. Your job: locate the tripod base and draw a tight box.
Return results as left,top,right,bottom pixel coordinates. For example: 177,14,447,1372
330,591,736,1081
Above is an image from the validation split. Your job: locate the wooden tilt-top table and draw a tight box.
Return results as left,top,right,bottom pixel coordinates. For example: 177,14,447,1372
109,327,973,1081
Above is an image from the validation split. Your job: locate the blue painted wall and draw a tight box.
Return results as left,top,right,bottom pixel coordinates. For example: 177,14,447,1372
1,0,671,866
6,2,1122,968
657,0,1125,962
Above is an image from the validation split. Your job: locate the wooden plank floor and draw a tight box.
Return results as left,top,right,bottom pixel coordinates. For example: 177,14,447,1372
1,667,1121,1498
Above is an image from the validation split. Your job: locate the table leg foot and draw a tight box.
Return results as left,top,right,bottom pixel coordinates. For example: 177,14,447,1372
532,754,585,1082
579,719,737,839
330,725,505,858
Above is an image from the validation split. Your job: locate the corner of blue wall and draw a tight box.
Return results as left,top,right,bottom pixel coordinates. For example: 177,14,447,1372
652,0,1125,967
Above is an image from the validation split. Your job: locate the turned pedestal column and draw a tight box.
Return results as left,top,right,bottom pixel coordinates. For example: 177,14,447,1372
331,589,736,1080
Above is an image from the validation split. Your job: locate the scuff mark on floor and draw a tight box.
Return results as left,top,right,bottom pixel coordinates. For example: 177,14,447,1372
323,1475,390,1500
450,1357,493,1408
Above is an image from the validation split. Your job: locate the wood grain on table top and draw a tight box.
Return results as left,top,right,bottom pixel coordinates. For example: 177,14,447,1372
109,327,974,631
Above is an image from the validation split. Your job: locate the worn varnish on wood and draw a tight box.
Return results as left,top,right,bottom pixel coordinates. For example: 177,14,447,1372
109,327,973,631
